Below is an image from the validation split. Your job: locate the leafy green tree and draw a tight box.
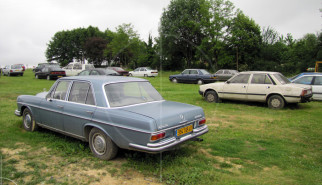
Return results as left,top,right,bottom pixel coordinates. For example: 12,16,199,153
159,0,209,70
228,11,262,71
84,37,108,67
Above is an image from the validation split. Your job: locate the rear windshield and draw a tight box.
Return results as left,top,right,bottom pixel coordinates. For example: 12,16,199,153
12,65,22,69
105,82,163,107
273,73,291,84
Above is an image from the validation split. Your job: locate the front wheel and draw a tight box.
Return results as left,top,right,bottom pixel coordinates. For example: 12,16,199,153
197,79,204,85
89,128,118,160
22,108,38,132
205,91,220,103
268,95,285,109
171,78,178,83
144,74,148,77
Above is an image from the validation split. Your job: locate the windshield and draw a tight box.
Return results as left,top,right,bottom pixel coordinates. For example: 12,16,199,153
199,69,210,75
273,73,291,84
105,82,163,107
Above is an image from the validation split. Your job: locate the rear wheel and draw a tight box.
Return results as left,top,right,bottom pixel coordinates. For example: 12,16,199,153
89,128,118,160
268,95,285,109
205,91,220,103
171,78,178,83
144,74,148,77
22,108,38,132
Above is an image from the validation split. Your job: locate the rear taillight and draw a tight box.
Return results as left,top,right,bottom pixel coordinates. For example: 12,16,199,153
199,119,206,126
301,90,307,96
150,132,165,141
10,70,13,72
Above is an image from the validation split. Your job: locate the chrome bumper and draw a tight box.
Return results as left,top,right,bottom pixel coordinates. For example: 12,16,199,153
129,125,208,153
14,109,21,116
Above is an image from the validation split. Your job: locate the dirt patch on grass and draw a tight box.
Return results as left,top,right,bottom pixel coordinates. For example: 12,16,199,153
1,143,161,185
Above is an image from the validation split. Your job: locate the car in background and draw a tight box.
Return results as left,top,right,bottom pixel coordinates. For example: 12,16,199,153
107,67,129,76
16,64,26,71
213,69,239,81
78,68,120,76
33,63,60,73
35,66,66,80
2,64,24,76
199,71,312,109
63,63,95,76
289,72,322,100
129,67,158,77
15,76,208,160
169,69,216,85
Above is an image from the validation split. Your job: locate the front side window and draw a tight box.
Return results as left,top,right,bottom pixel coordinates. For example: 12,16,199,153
190,70,198,75
73,64,82,70
90,70,100,75
216,70,223,74
134,68,140,72
313,76,322,85
66,64,73,69
293,76,313,85
53,81,71,100
229,74,250,84
105,82,163,107
199,69,210,75
251,74,272,84
224,70,230,74
68,82,94,105
78,70,90,76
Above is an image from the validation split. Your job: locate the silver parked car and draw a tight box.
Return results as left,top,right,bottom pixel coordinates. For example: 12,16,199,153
289,72,322,100
2,64,24,76
199,71,312,109
15,76,208,160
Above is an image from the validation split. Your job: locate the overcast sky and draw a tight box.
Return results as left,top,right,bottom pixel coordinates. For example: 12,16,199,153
0,0,321,67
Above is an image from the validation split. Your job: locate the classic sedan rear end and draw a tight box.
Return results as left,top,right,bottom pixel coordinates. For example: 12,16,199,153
15,76,208,160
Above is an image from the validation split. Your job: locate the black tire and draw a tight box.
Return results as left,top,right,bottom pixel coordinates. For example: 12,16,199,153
197,79,204,85
89,128,118,160
171,78,178,83
144,74,148,77
22,108,38,132
21,73,23,76
268,95,285,109
205,91,220,103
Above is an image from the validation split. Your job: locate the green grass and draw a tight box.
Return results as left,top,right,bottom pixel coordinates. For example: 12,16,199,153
0,70,321,184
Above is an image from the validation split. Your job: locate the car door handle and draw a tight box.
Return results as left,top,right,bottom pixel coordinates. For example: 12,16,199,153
86,111,93,114
57,105,64,109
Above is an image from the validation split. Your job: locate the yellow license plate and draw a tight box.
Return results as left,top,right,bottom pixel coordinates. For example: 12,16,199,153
58,76,62,78
176,125,193,137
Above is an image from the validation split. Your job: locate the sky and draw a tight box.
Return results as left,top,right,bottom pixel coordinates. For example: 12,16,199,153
0,0,321,68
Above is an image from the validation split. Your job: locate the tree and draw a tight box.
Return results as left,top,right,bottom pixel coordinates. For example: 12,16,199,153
84,37,108,67
159,0,209,70
228,11,261,71
46,26,105,66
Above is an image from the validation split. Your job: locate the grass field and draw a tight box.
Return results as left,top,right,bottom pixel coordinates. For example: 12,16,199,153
0,70,321,184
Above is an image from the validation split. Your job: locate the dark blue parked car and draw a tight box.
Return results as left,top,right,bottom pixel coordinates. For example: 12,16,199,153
169,69,216,84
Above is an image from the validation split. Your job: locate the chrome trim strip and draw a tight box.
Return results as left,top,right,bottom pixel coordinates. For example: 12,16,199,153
129,125,208,152
147,137,176,147
37,122,85,140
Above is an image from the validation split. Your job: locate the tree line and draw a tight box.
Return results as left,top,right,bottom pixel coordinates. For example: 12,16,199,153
45,0,322,75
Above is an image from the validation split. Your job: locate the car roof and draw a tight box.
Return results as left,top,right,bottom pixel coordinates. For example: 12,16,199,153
239,71,280,74
60,75,147,84
297,72,322,76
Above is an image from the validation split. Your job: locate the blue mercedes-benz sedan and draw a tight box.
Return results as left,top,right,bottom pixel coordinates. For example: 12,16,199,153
15,76,208,160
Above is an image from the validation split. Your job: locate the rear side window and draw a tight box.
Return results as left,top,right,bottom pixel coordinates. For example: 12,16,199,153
251,74,272,84
68,82,95,105
53,81,71,100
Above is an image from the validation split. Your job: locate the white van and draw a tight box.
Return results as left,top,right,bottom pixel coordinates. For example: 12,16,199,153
63,63,94,76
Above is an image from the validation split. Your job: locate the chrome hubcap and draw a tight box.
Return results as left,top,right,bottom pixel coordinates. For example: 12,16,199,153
93,134,106,155
207,94,215,102
24,114,32,129
271,99,281,107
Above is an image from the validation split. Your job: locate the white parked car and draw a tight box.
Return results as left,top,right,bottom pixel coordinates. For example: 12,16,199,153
289,72,322,100
63,63,95,76
2,64,24,76
129,67,158,77
199,71,313,109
